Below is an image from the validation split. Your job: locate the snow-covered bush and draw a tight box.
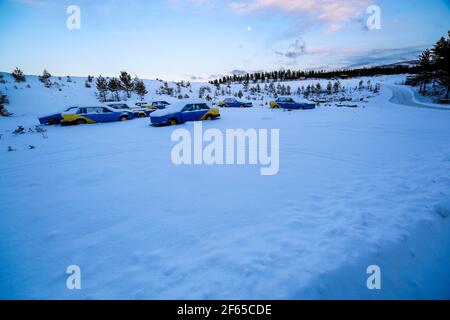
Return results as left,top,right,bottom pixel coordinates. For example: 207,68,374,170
12,67,26,82
39,69,52,88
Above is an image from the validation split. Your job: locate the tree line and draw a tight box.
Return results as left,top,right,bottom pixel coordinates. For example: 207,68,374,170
209,65,421,86
9,68,149,101
406,31,450,99
95,72,148,102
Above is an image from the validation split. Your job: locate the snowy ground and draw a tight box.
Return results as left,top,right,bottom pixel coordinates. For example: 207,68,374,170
0,74,449,299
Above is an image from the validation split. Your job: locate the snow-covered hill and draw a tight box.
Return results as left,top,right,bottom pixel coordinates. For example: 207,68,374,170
0,73,449,299
1,71,391,117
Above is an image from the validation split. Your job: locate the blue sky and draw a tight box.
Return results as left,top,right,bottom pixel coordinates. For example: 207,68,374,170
0,0,449,81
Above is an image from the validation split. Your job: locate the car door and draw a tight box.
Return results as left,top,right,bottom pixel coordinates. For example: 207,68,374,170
100,107,121,122
232,99,241,108
81,107,102,122
276,98,286,108
195,104,209,120
180,104,196,122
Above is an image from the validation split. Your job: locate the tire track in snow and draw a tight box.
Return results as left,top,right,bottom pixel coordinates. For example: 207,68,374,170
387,85,450,111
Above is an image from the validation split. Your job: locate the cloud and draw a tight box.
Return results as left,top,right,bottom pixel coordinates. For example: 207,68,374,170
270,42,427,71
274,37,306,59
186,74,205,81
229,0,370,31
342,46,427,68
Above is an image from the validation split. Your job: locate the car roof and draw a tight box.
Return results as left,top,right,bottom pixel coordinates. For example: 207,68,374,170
151,99,209,115
278,96,294,100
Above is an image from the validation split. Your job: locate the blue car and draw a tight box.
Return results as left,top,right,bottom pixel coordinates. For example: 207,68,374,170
270,97,316,110
39,106,79,125
61,106,135,125
218,98,253,108
150,100,220,126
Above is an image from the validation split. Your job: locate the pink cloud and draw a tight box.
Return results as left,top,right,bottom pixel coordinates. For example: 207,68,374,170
229,0,370,30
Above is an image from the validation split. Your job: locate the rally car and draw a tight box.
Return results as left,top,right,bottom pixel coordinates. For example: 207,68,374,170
61,106,134,125
39,106,79,125
107,103,153,117
150,100,220,126
217,98,253,108
269,97,316,110
150,101,171,109
135,101,170,110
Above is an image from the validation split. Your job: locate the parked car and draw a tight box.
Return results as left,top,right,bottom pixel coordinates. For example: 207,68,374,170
150,100,220,126
61,106,134,125
134,101,153,108
39,106,79,125
107,103,152,117
269,97,316,110
135,101,170,110
217,98,253,108
150,101,171,110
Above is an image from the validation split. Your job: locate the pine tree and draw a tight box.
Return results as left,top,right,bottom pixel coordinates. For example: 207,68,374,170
334,80,341,93
315,83,322,94
304,85,311,98
358,80,364,91
432,32,450,98
0,91,11,116
96,75,108,101
108,78,122,101
39,69,52,87
12,67,26,82
134,79,148,101
119,71,134,98
418,49,433,95
326,81,333,95
374,83,381,94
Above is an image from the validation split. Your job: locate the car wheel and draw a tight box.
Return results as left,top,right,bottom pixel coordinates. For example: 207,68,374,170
76,119,87,125
169,118,178,126
139,113,146,118
205,115,212,121
119,115,128,121
240,104,244,108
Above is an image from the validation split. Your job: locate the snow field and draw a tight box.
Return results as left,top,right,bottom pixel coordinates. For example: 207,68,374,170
0,73,449,299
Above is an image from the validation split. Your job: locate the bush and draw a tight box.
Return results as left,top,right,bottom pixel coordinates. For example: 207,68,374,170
12,68,26,82
39,69,52,87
